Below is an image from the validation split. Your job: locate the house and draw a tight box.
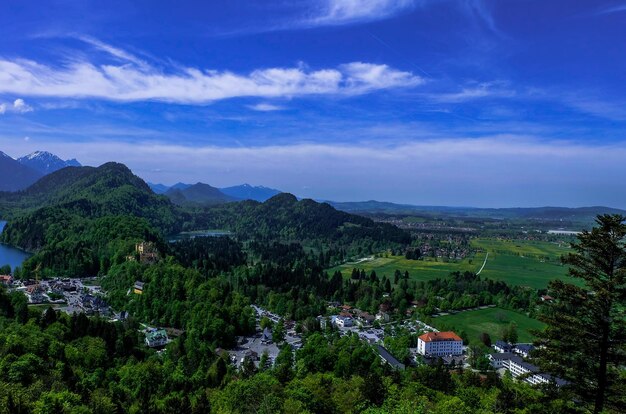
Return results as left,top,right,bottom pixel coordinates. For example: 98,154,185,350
540,295,554,302
375,311,390,322
488,353,567,387
133,281,144,295
513,343,535,358
335,315,354,328
24,285,46,303
493,340,513,353
488,352,516,369
357,312,375,326
145,329,169,348
417,331,463,356
377,345,405,370
0,275,13,286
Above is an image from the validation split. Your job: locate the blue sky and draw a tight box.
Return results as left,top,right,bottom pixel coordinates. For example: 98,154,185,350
1,0,625,207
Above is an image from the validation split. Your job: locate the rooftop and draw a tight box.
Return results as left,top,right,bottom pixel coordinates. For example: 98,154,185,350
419,331,462,342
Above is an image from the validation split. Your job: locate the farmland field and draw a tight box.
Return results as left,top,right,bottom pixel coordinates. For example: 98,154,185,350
330,237,575,289
470,238,573,289
329,253,484,282
432,307,546,345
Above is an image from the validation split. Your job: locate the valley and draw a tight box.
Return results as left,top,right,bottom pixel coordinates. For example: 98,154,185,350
0,159,622,414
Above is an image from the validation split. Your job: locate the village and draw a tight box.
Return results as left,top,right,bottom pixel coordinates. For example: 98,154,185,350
0,239,566,390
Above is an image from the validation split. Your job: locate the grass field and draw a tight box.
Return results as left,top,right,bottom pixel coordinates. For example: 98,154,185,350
329,254,483,283
330,238,575,289
471,238,574,289
432,307,546,345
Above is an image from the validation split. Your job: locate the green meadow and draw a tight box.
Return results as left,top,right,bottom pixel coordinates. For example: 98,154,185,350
330,238,575,289
432,307,546,345
470,238,573,289
329,254,483,282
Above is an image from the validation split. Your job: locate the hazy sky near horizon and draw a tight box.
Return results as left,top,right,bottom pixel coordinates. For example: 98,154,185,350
1,0,625,207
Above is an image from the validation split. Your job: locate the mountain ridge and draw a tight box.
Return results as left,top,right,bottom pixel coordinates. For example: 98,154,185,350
0,151,43,192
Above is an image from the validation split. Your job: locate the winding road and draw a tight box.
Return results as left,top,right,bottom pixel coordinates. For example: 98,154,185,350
476,252,489,275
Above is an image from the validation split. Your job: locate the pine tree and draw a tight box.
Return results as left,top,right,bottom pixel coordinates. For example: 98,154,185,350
535,215,626,413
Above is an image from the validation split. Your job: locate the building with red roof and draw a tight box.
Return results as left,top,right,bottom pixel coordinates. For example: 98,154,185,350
417,331,463,356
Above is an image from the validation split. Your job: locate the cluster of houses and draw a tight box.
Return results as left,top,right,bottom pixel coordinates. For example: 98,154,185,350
324,303,391,329
488,341,567,387
1,276,111,315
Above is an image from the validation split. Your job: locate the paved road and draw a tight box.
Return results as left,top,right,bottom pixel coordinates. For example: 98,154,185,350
476,252,489,275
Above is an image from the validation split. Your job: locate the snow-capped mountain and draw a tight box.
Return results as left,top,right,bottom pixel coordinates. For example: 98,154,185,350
17,151,82,175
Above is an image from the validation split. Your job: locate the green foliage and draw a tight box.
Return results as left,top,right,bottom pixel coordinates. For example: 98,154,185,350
535,214,626,413
182,193,410,253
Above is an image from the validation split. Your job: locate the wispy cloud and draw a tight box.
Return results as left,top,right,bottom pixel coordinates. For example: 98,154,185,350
0,98,33,114
248,103,286,112
565,96,626,121
428,82,515,103
596,3,626,15
306,0,417,27
0,40,423,104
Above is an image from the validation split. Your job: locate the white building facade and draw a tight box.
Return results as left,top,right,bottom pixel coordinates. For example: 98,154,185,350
417,331,463,356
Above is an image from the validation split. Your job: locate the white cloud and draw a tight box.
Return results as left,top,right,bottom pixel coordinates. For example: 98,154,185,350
309,0,417,26
248,103,286,112
12,98,33,113
0,52,422,104
0,98,33,114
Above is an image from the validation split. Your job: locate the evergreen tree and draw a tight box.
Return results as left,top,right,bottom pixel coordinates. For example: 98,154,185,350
535,215,626,413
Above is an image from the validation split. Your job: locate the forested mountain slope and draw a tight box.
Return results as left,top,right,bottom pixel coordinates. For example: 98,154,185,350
0,162,180,235
185,192,410,245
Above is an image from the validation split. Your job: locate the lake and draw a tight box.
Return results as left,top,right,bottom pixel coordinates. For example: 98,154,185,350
0,220,31,271
169,229,232,242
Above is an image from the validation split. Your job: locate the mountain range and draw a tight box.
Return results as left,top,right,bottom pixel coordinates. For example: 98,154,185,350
165,183,238,205
0,151,81,192
149,181,281,203
2,150,624,226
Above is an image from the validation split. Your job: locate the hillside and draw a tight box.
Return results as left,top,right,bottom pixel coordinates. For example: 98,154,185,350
165,182,238,205
0,163,180,247
0,151,43,192
186,193,410,246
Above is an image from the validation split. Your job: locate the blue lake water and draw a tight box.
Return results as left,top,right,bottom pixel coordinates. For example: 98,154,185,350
0,220,31,271
169,230,232,242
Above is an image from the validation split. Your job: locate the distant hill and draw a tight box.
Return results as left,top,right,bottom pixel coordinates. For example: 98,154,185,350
148,182,170,194
220,183,281,202
165,183,238,205
17,151,81,175
329,199,626,227
186,193,410,245
0,151,43,192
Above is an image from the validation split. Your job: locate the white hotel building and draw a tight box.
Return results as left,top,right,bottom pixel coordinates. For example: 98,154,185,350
417,331,463,356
